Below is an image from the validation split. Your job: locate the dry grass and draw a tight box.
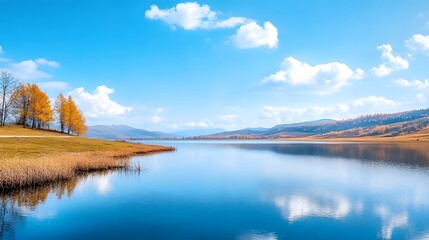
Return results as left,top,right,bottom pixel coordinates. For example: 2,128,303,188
0,146,173,192
0,126,174,192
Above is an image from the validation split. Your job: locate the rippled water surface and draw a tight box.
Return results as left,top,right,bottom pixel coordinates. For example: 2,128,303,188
2,141,429,239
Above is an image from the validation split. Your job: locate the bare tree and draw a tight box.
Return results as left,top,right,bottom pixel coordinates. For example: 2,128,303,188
0,71,17,126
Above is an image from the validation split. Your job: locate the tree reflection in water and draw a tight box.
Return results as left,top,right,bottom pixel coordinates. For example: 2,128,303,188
228,143,429,168
0,170,120,239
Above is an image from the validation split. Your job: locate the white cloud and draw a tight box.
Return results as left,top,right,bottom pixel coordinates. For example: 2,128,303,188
406,34,429,54
184,121,213,128
395,78,429,90
231,21,278,49
417,94,426,102
145,2,278,49
151,115,163,123
9,60,52,80
0,46,3,54
371,44,409,77
261,96,395,123
261,105,349,123
352,96,396,107
145,2,248,30
38,81,69,90
262,57,363,94
35,58,60,68
214,17,248,29
69,85,132,118
151,108,165,123
4,57,60,80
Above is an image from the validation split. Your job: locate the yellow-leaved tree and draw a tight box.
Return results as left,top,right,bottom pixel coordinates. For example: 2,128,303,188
27,84,54,129
12,83,31,128
13,83,53,129
64,95,87,135
54,93,67,133
13,83,86,134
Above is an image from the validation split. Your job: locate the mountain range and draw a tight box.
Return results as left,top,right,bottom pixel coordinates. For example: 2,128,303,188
86,108,429,140
199,108,429,139
85,125,226,140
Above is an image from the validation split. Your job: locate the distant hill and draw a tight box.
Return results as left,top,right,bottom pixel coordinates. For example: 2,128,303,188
203,119,336,139
173,128,226,137
196,108,429,139
85,125,175,140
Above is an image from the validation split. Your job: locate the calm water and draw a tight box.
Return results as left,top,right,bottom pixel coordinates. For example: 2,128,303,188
2,141,429,240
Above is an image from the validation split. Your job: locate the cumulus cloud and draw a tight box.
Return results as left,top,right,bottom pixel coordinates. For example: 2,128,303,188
371,44,409,77
9,60,52,80
231,21,278,49
406,34,429,54
262,57,363,94
145,2,248,30
352,96,396,107
35,58,60,68
214,17,248,29
145,2,278,49
395,78,429,90
69,85,132,118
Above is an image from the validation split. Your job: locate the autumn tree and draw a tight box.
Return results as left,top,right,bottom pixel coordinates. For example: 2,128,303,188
54,93,67,133
12,83,31,128
13,83,53,128
12,82,86,134
64,95,87,135
27,84,54,129
0,70,17,126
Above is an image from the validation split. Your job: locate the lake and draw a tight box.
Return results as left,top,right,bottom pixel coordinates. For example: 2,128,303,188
2,141,429,239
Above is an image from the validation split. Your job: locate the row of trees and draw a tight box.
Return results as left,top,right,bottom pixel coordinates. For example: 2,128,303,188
0,70,87,135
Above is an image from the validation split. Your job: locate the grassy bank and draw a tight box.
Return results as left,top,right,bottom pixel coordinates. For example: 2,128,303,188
0,126,174,192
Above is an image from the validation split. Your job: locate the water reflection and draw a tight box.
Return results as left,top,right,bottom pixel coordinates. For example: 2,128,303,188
229,143,429,168
1,142,429,239
238,232,278,240
274,194,353,222
0,171,120,239
96,175,112,195
375,205,408,240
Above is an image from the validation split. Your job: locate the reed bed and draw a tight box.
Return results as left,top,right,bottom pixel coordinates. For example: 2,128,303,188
0,144,174,192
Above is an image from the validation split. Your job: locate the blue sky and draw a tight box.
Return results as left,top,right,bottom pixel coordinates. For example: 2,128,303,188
0,0,428,131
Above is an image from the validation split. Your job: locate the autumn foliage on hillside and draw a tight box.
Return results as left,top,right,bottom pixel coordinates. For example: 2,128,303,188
0,70,87,135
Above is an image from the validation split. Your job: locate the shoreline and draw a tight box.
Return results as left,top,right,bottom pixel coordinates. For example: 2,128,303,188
0,137,174,192
137,136,429,143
